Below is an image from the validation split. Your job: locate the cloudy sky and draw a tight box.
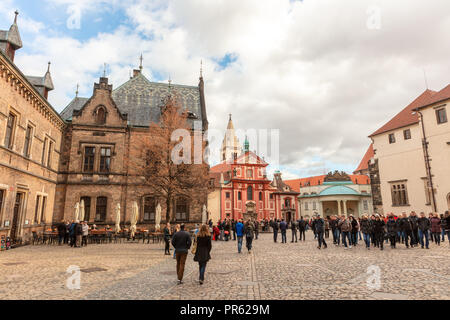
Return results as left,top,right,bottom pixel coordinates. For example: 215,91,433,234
1,0,449,179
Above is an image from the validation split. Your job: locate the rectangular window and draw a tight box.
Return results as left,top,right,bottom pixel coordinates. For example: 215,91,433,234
23,125,33,157
95,197,107,222
80,197,91,222
4,113,16,149
391,183,409,206
42,137,48,165
226,192,230,199
247,169,253,178
47,141,53,168
259,192,262,201
270,194,274,199
388,133,396,144
143,197,156,221
313,202,317,210
40,196,47,223
403,129,411,140
305,202,309,210
175,199,188,221
83,147,95,172
34,195,41,224
99,147,111,173
238,192,242,201
436,108,448,124
363,200,369,211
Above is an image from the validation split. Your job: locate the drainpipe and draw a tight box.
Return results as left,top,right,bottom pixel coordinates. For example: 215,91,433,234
413,110,437,212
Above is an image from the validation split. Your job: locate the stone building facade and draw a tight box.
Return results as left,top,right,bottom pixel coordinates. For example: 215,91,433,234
55,68,209,229
285,172,372,218
369,85,450,215
0,13,65,242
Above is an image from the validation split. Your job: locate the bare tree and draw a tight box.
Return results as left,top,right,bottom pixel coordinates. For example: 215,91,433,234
129,95,211,222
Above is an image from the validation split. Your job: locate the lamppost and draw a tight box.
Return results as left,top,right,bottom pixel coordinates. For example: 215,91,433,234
412,110,437,212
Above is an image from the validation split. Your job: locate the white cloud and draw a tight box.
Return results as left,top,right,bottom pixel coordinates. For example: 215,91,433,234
6,0,450,178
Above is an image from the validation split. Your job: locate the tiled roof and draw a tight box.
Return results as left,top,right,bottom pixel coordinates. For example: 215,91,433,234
60,73,204,128
369,89,436,137
285,174,370,192
354,144,374,174
210,162,231,173
417,84,450,109
60,97,89,121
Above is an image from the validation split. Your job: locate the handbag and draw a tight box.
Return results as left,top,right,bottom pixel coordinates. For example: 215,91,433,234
191,235,197,254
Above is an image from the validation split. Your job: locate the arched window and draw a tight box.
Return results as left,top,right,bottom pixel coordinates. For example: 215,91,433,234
247,186,253,201
96,106,106,124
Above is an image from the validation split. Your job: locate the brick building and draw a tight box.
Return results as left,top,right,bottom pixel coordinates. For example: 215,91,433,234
0,12,209,244
55,65,208,229
0,12,65,242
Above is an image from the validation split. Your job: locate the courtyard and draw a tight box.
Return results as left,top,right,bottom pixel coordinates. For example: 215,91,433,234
1,232,449,300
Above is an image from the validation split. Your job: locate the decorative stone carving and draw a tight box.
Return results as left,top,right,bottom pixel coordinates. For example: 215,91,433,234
324,170,352,182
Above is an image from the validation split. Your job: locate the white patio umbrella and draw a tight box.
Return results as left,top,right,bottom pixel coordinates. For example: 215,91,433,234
115,203,121,233
74,202,80,221
130,201,139,238
155,203,161,231
202,204,207,225
79,200,85,222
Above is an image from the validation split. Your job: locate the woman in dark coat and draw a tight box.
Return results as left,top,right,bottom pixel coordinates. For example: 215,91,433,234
430,214,442,245
244,220,255,253
194,224,212,285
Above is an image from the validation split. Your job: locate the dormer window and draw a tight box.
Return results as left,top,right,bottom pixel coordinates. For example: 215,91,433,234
96,106,106,124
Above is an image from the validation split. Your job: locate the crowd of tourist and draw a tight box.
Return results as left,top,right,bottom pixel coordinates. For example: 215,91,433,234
55,220,108,248
270,210,450,250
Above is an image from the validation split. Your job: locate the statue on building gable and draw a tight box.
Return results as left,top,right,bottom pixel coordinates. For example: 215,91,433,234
324,170,351,182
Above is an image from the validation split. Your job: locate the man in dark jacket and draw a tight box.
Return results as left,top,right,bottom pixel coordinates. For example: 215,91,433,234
372,215,385,250
418,212,431,249
444,211,450,246
171,224,192,284
69,221,77,247
291,219,298,243
75,221,83,248
298,217,307,241
409,212,419,247
231,219,236,241
312,214,327,249
399,213,413,248
280,219,288,243
330,216,339,245
272,219,279,243
57,220,67,246
386,214,398,249
254,220,259,240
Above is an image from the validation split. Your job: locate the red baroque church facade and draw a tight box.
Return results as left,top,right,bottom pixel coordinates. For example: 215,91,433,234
209,118,299,222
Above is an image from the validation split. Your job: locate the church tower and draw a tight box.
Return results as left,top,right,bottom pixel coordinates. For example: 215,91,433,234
221,114,242,162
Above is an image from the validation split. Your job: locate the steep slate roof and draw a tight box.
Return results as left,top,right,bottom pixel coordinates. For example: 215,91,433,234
369,89,436,137
354,144,374,174
60,73,204,127
285,174,370,192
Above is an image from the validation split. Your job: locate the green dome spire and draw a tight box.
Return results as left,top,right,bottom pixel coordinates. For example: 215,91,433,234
244,136,249,153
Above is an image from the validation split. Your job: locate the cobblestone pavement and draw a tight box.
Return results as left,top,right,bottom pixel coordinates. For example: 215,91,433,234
1,232,450,300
